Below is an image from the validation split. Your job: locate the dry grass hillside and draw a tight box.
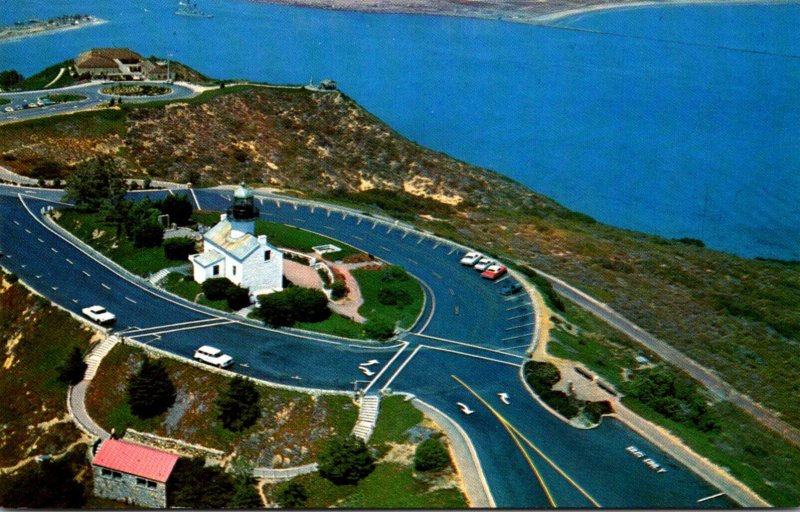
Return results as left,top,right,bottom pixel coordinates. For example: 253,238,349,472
0,85,798,429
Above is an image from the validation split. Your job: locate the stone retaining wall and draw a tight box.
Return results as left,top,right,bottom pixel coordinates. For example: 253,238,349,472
123,429,225,465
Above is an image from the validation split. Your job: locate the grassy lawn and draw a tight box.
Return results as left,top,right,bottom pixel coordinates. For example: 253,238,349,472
0,98,9,105
56,209,174,276
353,267,424,329
85,344,358,463
547,301,800,506
44,94,87,103
297,313,365,339
255,219,361,261
0,272,94,466
15,60,76,91
369,396,424,446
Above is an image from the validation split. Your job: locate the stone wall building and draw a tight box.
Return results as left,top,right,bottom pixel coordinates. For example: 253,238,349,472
92,439,178,508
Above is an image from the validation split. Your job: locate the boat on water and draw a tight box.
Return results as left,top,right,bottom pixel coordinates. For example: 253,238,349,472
175,1,212,18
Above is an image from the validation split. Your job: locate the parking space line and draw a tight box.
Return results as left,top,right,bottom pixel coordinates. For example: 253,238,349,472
65,258,73,265
13,220,19,225
448,247,457,255
431,271,443,280
101,283,111,290
508,312,533,320
432,242,440,250
356,217,362,225
82,270,91,277
52,286,58,291
417,236,424,244
379,246,391,252
502,332,533,342
406,257,419,265
51,247,58,253
372,221,378,229
506,302,530,311
72,299,78,303
35,274,42,279
125,297,137,304
323,226,335,231
37,237,44,243
386,226,394,234
505,322,535,331
402,231,409,239
494,275,509,284
352,235,364,241
24,228,31,233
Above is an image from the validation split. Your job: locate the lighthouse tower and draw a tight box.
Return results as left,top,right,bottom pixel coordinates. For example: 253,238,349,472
227,182,259,239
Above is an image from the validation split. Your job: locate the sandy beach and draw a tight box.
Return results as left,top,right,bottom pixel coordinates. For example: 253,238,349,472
247,0,788,24
0,18,107,44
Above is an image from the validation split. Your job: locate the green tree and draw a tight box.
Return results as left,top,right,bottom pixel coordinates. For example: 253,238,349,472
228,477,263,508
57,346,87,385
0,459,85,508
167,457,233,509
126,358,176,419
380,264,409,282
377,287,412,306
331,280,348,300
216,376,261,432
414,438,451,472
258,291,296,327
64,157,127,212
164,237,196,260
317,436,375,485
0,69,23,89
273,481,308,508
365,317,395,341
156,193,194,226
226,286,251,310
258,287,330,327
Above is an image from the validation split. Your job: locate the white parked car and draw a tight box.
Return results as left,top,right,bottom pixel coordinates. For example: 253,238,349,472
473,258,495,271
460,251,483,266
193,345,234,368
81,305,116,325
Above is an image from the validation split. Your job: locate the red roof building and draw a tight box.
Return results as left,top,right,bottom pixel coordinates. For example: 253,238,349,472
93,439,178,483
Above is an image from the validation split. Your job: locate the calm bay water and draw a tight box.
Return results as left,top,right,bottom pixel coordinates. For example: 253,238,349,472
2,0,798,259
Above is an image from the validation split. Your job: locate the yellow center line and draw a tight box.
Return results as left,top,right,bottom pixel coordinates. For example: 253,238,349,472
501,415,557,507
451,374,601,508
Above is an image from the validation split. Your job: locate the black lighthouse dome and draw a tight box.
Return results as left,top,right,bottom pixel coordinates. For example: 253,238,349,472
227,182,259,221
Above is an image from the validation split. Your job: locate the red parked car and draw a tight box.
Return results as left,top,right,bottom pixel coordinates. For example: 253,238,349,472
481,264,507,280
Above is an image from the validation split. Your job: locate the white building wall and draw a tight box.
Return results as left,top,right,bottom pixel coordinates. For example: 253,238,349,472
240,243,283,295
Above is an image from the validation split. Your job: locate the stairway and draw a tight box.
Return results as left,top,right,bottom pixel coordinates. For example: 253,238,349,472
84,336,119,380
352,394,380,442
148,268,172,285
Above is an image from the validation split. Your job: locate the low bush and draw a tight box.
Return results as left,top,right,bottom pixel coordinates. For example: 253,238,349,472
273,481,308,508
203,277,233,300
364,317,395,341
258,287,330,327
377,287,413,306
318,436,375,485
331,280,348,300
226,286,251,310
414,438,451,472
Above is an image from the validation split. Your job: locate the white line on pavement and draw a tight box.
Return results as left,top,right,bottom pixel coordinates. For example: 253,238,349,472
189,188,202,210
422,345,521,367
82,270,91,277
125,297,137,304
51,247,58,253
361,342,409,395
505,322,535,331
501,332,533,342
65,258,73,265
101,283,111,290
126,319,234,338
508,312,533,320
381,345,422,391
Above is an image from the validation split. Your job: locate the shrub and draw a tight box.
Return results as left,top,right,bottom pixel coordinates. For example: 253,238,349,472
157,193,194,226
377,287,413,306
226,286,251,310
126,358,176,419
168,457,234,509
203,277,234,300
414,438,451,472
216,376,261,432
131,218,164,248
318,436,375,485
381,264,409,282
164,237,196,260
365,317,395,341
273,481,308,508
258,287,330,327
331,280,348,300
0,458,85,508
57,346,87,385
6,273,18,284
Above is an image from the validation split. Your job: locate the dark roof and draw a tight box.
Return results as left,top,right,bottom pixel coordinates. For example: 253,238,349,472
75,48,143,69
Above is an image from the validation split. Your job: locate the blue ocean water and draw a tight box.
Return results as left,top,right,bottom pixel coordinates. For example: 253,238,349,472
1,0,798,259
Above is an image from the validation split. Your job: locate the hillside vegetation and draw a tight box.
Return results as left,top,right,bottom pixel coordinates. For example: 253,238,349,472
0,83,798,431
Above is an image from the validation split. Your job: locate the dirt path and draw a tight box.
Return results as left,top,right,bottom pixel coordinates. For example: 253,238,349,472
328,264,366,323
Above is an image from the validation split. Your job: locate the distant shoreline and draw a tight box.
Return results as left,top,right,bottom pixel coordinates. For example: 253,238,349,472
246,0,790,24
0,17,108,44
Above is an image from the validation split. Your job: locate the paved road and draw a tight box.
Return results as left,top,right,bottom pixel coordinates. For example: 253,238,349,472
0,81,198,124
0,186,739,508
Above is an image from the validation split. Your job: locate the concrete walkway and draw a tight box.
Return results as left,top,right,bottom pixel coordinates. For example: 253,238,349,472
67,336,117,440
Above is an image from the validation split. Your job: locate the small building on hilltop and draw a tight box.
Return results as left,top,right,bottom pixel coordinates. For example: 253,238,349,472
91,439,178,508
74,48,169,81
189,183,283,297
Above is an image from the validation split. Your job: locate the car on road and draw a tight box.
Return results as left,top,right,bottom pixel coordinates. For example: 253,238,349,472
473,258,495,271
193,345,234,368
500,280,524,296
460,251,483,266
481,265,507,280
81,305,116,325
